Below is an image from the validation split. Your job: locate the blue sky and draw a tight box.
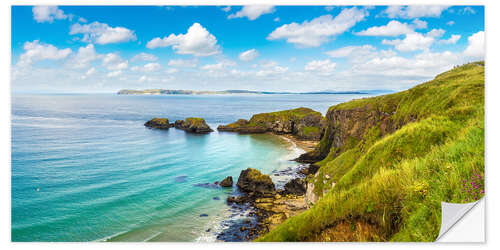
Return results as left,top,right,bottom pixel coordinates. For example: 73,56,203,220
11,5,484,93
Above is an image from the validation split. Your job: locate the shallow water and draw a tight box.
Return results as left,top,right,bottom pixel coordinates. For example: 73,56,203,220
11,93,374,242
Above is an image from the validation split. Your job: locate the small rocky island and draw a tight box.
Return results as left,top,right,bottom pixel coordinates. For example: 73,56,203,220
217,107,325,141
145,117,213,133
144,118,174,129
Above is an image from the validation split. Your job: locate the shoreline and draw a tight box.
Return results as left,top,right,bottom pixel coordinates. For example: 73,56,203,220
214,132,316,241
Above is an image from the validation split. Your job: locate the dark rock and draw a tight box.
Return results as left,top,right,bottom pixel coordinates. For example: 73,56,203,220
174,118,214,133
206,228,211,232
236,168,275,197
284,178,306,195
219,176,233,187
213,197,220,200
227,195,250,204
144,118,173,129
298,164,320,175
200,214,209,217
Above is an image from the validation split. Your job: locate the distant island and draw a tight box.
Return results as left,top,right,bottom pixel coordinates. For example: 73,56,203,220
116,89,390,95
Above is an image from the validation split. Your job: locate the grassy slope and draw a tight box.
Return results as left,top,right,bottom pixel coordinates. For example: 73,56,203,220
257,62,484,242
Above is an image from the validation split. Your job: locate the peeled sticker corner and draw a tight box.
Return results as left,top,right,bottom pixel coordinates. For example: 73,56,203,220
436,198,484,242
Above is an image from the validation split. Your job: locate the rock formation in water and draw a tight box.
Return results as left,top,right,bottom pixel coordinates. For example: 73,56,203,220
174,118,214,133
236,168,275,197
219,176,233,187
144,118,174,129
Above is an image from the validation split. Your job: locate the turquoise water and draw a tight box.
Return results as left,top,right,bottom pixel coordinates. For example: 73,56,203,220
11,93,374,242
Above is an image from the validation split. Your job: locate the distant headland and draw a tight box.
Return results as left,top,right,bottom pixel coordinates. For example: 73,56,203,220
116,89,390,95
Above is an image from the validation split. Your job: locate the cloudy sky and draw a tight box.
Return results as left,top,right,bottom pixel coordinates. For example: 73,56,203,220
11,5,484,93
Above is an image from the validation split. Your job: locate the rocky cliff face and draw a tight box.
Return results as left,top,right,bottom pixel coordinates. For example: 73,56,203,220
218,107,325,141
296,103,409,163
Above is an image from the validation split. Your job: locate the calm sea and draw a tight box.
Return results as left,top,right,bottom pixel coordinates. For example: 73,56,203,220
11,93,374,242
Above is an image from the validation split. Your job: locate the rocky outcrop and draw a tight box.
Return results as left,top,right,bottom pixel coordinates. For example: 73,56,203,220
296,104,402,163
217,107,325,141
174,118,214,133
283,178,306,195
220,176,233,187
144,118,174,129
237,168,275,197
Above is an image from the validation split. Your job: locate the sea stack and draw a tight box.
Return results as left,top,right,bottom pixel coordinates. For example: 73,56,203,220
174,118,214,133
144,118,174,129
236,168,275,197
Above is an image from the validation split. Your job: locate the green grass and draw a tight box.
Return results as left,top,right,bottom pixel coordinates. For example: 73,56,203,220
224,107,322,128
257,62,484,242
301,126,321,136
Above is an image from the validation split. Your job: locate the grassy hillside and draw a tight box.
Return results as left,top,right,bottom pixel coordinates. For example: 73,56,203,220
257,62,484,242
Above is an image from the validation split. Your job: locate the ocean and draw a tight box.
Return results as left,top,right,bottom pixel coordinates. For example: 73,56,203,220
11,93,374,242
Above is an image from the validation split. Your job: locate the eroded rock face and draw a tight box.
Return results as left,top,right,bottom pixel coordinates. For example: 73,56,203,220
174,118,214,133
284,178,306,195
237,168,275,197
144,118,173,129
297,104,400,163
217,108,325,141
220,176,233,187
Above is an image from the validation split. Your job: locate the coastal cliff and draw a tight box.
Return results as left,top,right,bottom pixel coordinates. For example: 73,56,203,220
218,107,325,141
256,62,485,242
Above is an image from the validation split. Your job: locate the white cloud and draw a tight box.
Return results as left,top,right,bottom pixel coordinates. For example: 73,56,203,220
78,17,87,23
464,31,485,58
32,6,67,23
382,33,435,52
221,6,231,12
325,6,334,11
68,44,100,69
426,28,445,38
239,49,259,61
325,45,376,58
304,59,336,75
356,20,414,36
166,68,179,74
384,5,449,19
412,19,428,29
107,70,123,77
228,5,275,20
356,19,428,37
274,17,280,22
102,53,128,70
168,58,199,67
438,34,461,44
70,21,136,44
446,21,455,26
146,23,220,56
267,7,367,47
17,40,72,67
131,52,158,62
132,63,161,72
256,66,288,77
460,7,476,15
86,67,96,76
200,60,236,71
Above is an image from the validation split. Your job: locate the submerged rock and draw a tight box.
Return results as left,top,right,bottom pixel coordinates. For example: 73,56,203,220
174,118,214,133
144,118,173,129
237,168,275,197
220,176,233,187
